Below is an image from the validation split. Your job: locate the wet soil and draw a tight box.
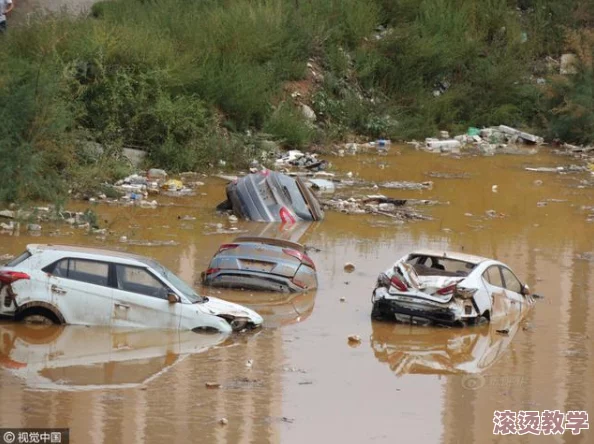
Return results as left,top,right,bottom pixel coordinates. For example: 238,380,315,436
1,146,593,443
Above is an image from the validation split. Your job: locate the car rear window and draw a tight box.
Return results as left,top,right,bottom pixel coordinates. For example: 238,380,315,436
5,251,31,267
408,255,475,276
47,258,110,287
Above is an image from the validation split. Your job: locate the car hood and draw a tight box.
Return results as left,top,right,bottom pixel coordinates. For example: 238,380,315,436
200,296,264,325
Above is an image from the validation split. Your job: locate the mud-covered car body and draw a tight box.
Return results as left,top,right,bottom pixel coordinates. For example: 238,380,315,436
371,250,534,327
0,245,263,332
221,170,324,222
202,236,317,293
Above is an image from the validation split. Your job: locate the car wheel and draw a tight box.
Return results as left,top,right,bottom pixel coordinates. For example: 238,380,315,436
18,308,61,325
371,303,385,321
475,315,489,326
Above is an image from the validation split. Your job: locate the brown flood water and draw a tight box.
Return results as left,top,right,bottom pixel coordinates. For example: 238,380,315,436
1,146,593,443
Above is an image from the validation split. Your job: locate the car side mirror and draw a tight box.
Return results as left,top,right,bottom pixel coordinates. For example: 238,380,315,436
167,293,180,304
521,284,530,296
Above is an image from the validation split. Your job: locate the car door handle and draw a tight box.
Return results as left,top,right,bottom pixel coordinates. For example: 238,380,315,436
115,303,130,309
51,285,67,295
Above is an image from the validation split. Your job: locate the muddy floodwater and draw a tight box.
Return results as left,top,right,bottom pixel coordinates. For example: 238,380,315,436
1,146,593,443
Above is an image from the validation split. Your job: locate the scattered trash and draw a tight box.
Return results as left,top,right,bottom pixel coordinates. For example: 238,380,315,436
577,252,594,262
414,125,545,156
340,297,346,302
425,139,462,153
496,329,510,336
344,263,355,273
147,169,167,180
219,418,229,426
560,53,578,75
1,221,18,232
485,209,506,219
425,172,471,179
306,178,336,195
525,165,587,173
381,181,433,190
491,185,498,193
320,196,431,220
275,150,328,171
348,335,361,344
161,179,184,191
205,382,221,389
124,240,180,247
0,254,15,262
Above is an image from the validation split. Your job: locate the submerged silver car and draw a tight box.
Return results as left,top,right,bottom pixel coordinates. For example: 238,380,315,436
201,236,318,293
217,170,324,222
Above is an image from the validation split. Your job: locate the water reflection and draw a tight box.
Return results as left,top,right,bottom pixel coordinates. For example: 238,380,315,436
0,323,230,390
371,316,525,376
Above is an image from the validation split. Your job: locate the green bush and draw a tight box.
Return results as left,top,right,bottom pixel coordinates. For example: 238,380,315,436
263,103,315,149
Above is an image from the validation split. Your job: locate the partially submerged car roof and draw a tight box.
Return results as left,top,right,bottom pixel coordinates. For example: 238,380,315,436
233,236,305,253
409,249,489,265
26,244,154,266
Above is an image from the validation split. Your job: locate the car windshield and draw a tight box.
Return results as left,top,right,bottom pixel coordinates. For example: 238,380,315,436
148,260,203,303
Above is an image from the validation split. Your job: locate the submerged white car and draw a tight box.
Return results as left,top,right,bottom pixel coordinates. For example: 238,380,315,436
371,249,535,327
0,245,263,333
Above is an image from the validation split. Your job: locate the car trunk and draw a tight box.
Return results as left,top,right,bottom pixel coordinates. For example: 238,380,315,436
211,239,311,279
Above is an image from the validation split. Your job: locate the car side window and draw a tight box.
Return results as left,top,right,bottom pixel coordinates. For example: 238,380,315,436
50,259,109,287
501,267,522,294
483,266,504,288
116,265,169,300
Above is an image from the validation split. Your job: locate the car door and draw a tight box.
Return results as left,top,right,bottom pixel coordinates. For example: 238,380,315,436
111,264,183,330
481,265,509,319
45,258,113,326
500,266,527,321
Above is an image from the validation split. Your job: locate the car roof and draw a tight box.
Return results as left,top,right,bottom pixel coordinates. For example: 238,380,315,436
26,244,154,266
409,249,489,265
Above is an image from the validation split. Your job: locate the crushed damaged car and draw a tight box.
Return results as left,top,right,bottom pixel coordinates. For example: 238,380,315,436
201,236,317,293
0,245,263,332
371,249,534,327
217,170,324,222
